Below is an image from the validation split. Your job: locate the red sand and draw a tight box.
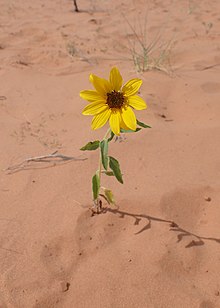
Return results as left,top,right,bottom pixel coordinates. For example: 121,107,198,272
0,0,220,307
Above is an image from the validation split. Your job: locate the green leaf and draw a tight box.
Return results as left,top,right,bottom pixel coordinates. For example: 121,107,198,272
100,139,109,170
120,128,142,133
80,140,100,151
102,171,114,176
104,189,115,205
109,156,123,184
137,119,151,128
92,173,100,200
108,131,115,142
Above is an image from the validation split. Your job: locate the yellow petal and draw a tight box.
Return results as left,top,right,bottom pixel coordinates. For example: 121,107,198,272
91,109,111,130
122,78,142,97
109,111,121,135
82,101,108,115
121,106,137,131
128,95,147,110
89,74,111,97
120,118,130,130
109,67,123,91
80,90,105,102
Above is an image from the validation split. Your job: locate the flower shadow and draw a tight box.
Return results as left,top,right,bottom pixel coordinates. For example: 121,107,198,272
104,207,220,248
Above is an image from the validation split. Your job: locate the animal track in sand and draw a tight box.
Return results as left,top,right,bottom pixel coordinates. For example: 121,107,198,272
11,113,65,148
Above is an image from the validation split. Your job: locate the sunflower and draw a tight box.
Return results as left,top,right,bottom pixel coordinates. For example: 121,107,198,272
80,67,147,135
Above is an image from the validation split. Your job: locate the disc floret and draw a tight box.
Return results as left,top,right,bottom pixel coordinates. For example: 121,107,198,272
106,90,125,109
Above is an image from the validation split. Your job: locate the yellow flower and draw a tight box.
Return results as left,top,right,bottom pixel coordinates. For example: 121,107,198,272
80,67,147,135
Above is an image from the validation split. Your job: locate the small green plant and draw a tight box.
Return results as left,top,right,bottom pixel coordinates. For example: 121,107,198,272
202,22,213,35
80,67,150,213
124,14,174,74
66,42,77,57
188,0,197,14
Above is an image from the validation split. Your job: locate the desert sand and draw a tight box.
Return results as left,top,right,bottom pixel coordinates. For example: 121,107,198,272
0,0,220,307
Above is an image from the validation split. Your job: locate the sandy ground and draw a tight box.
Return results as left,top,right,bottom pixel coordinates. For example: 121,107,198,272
0,0,220,307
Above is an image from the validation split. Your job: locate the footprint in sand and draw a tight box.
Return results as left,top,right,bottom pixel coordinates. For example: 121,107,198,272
74,210,125,258
201,82,220,93
159,187,210,229
158,186,220,278
34,236,78,308
40,235,79,280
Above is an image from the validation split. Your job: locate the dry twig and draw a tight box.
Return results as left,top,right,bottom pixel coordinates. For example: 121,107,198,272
4,151,87,174
73,0,79,12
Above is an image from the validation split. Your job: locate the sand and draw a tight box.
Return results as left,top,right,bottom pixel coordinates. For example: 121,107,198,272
0,0,220,307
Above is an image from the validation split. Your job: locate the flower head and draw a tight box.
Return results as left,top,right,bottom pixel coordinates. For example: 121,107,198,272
80,67,147,135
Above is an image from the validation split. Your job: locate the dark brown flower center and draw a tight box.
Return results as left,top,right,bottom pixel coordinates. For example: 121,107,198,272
106,90,125,109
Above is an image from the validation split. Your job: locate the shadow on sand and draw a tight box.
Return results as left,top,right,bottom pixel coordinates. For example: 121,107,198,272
100,207,220,248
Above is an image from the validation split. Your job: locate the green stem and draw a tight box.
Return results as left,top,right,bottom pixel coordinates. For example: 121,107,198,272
98,151,102,186
103,128,111,140
97,128,111,197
